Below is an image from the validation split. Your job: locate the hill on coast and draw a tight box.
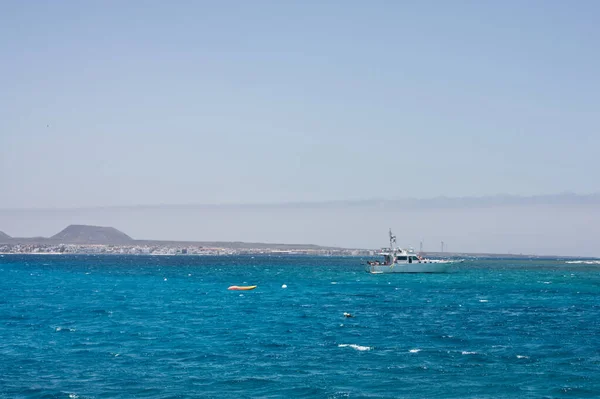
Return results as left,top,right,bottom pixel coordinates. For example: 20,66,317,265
0,231,11,242
50,225,134,245
0,224,337,250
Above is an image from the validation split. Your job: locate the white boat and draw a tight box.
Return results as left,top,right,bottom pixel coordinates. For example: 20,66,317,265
366,230,451,274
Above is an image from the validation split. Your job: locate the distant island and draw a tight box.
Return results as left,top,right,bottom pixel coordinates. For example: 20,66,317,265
0,224,593,259
0,224,358,255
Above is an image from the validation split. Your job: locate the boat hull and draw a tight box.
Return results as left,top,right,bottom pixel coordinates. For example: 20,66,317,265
367,262,449,274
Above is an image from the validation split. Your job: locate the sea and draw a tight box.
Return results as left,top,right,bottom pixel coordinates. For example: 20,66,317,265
1,255,599,399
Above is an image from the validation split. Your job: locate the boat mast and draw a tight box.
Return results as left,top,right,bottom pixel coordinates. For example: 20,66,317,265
389,228,396,249
389,228,398,264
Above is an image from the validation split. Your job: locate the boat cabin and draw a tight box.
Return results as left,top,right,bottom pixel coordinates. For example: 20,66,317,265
367,248,424,266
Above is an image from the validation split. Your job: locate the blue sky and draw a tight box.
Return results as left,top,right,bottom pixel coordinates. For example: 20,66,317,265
1,1,599,208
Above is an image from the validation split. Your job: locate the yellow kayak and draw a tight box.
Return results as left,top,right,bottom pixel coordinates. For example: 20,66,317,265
228,285,257,291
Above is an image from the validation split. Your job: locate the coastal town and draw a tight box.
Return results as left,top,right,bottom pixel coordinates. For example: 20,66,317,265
0,242,365,256
0,225,366,256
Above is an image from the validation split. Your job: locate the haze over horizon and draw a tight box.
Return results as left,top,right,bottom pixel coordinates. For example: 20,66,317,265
1,192,599,257
1,2,599,256
0,191,599,211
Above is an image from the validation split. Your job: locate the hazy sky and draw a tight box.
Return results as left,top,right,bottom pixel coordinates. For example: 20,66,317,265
1,198,599,256
1,1,599,209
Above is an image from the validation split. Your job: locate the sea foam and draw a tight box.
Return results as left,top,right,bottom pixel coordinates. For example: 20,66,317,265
339,344,373,351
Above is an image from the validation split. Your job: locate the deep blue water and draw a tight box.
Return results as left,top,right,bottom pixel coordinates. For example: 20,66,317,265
1,255,599,399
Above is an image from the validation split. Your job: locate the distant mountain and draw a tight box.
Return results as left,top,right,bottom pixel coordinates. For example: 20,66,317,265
0,231,11,242
50,225,134,245
0,224,336,249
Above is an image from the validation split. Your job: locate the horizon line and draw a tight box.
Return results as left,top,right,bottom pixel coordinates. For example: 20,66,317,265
1,192,599,212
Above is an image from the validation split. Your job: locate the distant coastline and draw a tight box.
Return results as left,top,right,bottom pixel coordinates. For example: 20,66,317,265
0,250,595,259
0,224,596,259
0,224,362,256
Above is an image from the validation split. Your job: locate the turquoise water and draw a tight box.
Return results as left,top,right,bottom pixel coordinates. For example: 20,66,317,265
1,255,599,398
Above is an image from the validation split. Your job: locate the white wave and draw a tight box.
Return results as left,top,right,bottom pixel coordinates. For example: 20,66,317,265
479,299,489,303
409,349,421,353
461,351,477,355
566,260,600,264
339,344,372,351
516,355,529,359
55,327,76,332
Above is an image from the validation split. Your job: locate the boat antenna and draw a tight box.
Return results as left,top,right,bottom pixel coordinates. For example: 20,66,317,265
389,228,397,248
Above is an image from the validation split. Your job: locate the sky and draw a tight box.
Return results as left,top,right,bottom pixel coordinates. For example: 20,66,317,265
1,0,599,208
1,2,599,254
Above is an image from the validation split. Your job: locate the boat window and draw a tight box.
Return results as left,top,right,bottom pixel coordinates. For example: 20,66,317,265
396,256,407,261
411,256,420,261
